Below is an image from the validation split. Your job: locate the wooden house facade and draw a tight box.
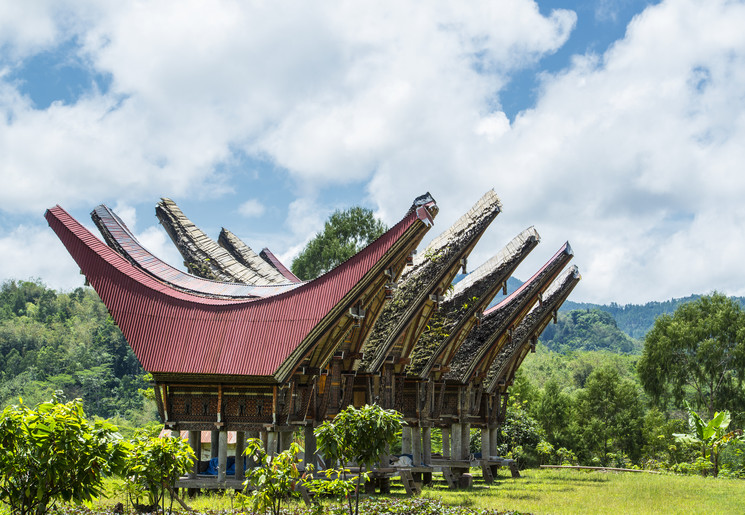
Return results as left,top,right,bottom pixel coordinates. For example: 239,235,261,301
46,189,579,491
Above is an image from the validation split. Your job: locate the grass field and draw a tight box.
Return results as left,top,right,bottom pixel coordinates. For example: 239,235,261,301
92,468,745,514
424,468,745,514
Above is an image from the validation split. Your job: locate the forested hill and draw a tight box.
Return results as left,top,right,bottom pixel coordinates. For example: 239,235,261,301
539,309,640,354
0,280,153,424
479,273,745,351
562,295,745,339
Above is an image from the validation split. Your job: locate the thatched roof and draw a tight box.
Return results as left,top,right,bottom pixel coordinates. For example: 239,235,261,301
405,227,540,378
444,243,573,384
485,265,581,393
156,198,290,285
218,228,290,284
358,190,502,373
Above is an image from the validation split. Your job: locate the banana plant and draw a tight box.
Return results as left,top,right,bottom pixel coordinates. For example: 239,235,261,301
674,401,744,477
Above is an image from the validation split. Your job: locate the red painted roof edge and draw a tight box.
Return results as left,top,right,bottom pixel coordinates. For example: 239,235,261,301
45,202,429,377
484,242,572,316
260,248,302,283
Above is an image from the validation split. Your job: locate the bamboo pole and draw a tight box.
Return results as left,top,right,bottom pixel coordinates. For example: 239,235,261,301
540,465,660,474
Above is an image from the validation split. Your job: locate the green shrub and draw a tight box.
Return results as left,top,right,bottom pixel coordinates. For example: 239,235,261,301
121,429,194,512
315,404,402,515
0,393,128,515
239,438,308,515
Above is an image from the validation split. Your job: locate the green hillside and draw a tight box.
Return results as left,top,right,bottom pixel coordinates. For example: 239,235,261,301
539,308,641,354
0,280,154,424
563,295,745,339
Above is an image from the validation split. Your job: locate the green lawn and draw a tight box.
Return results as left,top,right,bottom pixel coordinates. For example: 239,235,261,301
89,468,745,514
424,468,745,514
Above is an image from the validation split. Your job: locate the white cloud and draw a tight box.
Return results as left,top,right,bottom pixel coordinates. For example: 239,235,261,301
113,201,136,229
389,0,745,304
238,199,265,218
0,224,84,291
0,0,574,214
3,0,745,305
135,224,185,272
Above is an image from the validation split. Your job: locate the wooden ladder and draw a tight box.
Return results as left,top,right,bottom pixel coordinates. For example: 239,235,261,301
481,462,494,484
441,466,457,489
398,469,422,495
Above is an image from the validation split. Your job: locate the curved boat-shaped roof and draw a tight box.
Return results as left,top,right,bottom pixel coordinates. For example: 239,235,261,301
259,247,302,283
218,229,297,284
445,242,573,384
155,198,290,285
47,197,436,383
91,204,301,299
359,190,502,373
485,265,581,394
406,226,540,378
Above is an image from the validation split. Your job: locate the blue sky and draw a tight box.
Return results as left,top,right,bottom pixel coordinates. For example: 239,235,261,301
1,0,743,304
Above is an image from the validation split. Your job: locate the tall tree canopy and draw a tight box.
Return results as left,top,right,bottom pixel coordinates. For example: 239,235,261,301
638,293,745,421
573,365,644,464
291,207,388,280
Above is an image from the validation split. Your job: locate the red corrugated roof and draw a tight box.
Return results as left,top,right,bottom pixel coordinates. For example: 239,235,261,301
46,204,427,379
483,242,573,316
260,248,302,283
92,204,302,298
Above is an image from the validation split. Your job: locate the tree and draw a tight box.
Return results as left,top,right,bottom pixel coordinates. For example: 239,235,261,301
536,380,572,449
674,401,744,477
494,400,543,467
122,429,195,513
240,439,305,515
0,394,128,515
573,366,644,465
638,293,745,420
291,207,388,280
314,404,402,515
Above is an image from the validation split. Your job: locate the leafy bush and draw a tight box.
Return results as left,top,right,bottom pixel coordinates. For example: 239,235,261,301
121,429,194,512
315,404,402,515
673,401,744,477
0,393,128,515
239,438,309,515
495,401,543,467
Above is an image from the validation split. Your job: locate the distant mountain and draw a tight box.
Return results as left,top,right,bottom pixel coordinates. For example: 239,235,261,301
454,272,745,351
540,308,641,354
562,296,745,339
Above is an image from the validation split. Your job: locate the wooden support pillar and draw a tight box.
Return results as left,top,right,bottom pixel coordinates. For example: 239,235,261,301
401,426,412,455
442,427,451,459
235,431,246,481
188,431,199,479
450,423,462,462
490,427,498,457
304,425,317,470
379,443,390,469
217,430,228,482
461,423,471,460
246,431,260,467
412,426,422,466
422,426,432,466
210,430,219,459
266,430,277,456
279,429,294,452
481,428,490,460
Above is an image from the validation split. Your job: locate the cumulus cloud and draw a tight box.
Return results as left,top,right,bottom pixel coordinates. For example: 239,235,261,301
2,0,744,305
0,0,574,215
0,224,82,290
238,199,265,218
385,0,745,304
